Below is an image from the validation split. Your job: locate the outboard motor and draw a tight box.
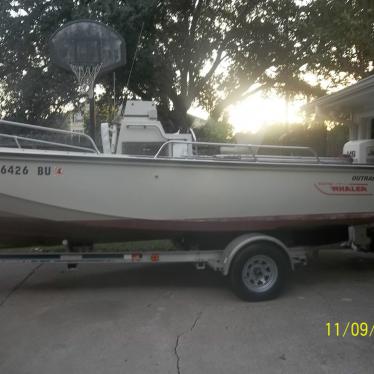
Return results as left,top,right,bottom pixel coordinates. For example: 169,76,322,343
343,140,374,164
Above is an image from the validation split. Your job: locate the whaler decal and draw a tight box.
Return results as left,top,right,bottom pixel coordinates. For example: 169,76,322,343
315,182,372,196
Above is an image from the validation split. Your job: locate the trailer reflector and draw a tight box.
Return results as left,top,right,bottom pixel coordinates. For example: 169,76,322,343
151,254,160,262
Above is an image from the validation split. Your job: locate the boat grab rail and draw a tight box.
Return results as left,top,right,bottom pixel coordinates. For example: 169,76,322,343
154,140,320,162
0,133,98,153
0,119,99,153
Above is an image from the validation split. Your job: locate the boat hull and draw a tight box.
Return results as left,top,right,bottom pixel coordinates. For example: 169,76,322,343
1,150,374,245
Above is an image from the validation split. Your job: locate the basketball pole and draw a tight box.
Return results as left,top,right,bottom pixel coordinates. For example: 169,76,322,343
89,97,95,140
88,85,96,141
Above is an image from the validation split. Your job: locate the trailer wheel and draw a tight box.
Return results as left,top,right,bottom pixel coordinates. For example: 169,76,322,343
229,243,289,301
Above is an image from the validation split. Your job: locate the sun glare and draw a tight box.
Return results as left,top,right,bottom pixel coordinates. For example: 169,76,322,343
188,92,306,135
228,92,305,134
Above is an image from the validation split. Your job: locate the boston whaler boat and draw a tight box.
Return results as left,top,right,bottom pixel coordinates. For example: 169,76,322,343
1,98,374,250
1,99,374,246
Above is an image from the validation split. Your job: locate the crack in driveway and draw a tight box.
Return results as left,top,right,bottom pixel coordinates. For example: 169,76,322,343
0,264,42,307
174,311,203,374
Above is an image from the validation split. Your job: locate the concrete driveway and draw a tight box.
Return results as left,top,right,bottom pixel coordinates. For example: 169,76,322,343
0,251,373,374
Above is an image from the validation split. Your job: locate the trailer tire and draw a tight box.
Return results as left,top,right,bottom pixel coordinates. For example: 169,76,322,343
229,242,290,301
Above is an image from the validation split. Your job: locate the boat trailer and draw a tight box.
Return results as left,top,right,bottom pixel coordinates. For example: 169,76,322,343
1,229,370,301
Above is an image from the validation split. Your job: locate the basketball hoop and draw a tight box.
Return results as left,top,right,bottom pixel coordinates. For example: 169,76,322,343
49,20,126,139
70,63,103,98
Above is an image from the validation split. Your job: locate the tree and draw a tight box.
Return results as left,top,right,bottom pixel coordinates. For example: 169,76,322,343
0,1,76,124
0,0,153,126
296,0,374,86
1,0,372,133
236,121,347,157
137,0,317,128
193,115,234,143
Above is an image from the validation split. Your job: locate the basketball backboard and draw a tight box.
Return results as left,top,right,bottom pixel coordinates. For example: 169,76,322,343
49,19,126,76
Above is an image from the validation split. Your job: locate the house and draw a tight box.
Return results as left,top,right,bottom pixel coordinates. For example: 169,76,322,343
305,75,374,141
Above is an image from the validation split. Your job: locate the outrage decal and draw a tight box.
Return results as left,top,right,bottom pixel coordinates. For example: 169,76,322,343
352,175,374,182
315,182,372,196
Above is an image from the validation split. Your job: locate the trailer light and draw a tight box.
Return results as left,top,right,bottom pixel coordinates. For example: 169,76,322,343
151,254,160,262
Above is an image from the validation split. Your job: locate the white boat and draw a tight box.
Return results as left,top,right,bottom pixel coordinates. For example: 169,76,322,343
1,100,374,247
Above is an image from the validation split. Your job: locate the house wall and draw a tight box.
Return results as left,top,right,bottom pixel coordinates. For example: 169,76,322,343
349,122,358,140
352,108,374,140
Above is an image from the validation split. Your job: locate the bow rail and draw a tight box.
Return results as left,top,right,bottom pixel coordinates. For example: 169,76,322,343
154,140,320,163
0,119,99,153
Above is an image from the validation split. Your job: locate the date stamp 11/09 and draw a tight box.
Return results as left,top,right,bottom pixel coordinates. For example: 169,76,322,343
326,322,373,337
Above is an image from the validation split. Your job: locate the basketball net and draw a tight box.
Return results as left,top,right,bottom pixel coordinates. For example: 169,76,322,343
70,63,103,99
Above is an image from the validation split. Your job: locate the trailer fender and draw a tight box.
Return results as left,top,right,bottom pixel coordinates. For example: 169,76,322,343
222,234,293,276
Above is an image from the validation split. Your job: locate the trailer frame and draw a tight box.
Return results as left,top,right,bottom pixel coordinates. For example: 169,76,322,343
0,227,370,301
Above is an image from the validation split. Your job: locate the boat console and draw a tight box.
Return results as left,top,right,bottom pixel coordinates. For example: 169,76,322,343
101,100,194,157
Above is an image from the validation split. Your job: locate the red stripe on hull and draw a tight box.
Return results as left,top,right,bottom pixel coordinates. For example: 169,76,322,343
1,212,374,246
80,212,374,231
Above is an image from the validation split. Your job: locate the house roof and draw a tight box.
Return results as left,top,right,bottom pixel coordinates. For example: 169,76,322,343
304,74,374,117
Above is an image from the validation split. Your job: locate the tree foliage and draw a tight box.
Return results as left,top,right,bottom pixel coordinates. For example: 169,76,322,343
299,0,374,86
146,0,311,126
236,121,349,157
0,0,373,133
194,116,234,143
0,0,152,125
